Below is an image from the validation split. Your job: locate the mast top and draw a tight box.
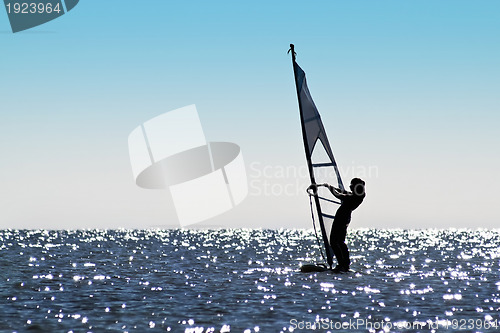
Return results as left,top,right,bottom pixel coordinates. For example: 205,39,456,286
288,44,296,62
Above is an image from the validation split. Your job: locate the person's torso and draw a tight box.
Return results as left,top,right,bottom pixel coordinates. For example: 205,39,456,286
335,194,365,222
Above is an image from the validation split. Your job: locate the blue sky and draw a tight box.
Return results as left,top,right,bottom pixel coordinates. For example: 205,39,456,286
1,1,499,229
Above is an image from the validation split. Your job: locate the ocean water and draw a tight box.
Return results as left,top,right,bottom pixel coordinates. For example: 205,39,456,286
0,229,499,332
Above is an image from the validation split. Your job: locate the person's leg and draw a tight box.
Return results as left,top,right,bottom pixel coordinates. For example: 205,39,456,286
330,238,343,267
330,222,348,270
339,241,350,270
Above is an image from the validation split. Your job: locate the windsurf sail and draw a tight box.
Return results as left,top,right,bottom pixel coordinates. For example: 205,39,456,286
289,44,344,268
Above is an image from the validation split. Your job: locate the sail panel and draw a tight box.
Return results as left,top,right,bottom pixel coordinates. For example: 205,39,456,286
292,50,344,267
294,63,344,191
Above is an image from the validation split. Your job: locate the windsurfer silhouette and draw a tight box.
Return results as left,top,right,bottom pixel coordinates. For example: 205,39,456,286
308,178,365,272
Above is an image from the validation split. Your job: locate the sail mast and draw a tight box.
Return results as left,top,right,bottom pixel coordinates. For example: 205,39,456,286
290,44,334,268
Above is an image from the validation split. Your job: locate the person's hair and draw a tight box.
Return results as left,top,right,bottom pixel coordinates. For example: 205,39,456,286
350,178,365,196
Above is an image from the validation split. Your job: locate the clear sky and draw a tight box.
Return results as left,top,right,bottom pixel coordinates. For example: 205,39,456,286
1,1,499,229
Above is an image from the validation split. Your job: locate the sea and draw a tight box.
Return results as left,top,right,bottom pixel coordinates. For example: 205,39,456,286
0,228,499,333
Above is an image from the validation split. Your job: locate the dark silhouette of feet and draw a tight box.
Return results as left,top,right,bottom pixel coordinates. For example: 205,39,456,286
332,265,349,273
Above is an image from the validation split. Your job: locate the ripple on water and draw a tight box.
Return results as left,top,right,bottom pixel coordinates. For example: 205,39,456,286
0,228,499,331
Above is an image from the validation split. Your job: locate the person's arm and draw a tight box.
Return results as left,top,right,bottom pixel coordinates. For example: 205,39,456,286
322,183,348,199
307,183,349,199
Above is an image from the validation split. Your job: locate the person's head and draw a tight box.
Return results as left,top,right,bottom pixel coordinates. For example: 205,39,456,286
350,178,365,196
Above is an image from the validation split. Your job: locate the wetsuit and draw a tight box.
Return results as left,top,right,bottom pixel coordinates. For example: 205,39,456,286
330,191,365,270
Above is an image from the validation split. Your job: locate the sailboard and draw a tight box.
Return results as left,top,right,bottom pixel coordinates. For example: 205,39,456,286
289,44,345,272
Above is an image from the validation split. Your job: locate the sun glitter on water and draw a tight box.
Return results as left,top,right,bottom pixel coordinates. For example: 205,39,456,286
0,228,499,332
